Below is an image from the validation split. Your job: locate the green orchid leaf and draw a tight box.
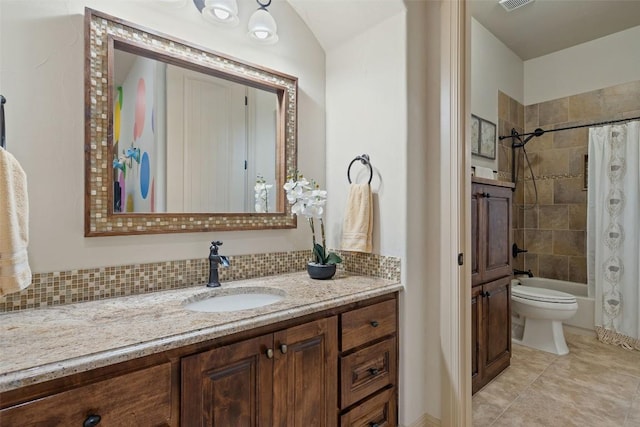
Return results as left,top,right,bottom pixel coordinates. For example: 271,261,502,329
313,243,327,264
326,252,342,265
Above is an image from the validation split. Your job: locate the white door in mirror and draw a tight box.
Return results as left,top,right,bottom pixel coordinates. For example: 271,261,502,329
184,293,284,313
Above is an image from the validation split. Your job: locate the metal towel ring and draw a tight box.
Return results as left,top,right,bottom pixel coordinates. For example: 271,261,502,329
0,95,6,149
347,154,373,184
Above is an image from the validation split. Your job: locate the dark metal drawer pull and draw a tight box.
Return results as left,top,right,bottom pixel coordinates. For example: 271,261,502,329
369,367,380,376
370,320,379,327
83,415,101,427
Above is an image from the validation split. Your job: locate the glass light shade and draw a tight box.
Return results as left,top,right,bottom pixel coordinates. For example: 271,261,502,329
247,8,278,44
202,0,239,26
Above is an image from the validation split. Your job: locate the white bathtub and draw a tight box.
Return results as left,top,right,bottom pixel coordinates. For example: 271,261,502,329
513,277,595,332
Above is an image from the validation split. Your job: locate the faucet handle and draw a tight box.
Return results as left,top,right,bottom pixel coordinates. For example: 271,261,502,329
210,241,223,255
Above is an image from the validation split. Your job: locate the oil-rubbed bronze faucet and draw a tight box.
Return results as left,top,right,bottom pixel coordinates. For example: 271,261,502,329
207,241,230,288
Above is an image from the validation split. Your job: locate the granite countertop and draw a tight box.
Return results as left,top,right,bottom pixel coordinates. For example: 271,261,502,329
0,271,402,393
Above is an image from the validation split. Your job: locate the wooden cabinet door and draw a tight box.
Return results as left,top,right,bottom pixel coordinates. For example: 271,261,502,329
273,317,338,427
483,277,511,380
181,334,274,427
472,182,512,285
482,186,512,283
471,285,484,394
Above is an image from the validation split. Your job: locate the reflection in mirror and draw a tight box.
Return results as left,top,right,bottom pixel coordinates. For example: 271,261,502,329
84,8,297,236
113,49,279,214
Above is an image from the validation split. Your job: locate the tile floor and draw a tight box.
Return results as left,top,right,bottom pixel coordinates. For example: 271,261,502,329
473,332,640,426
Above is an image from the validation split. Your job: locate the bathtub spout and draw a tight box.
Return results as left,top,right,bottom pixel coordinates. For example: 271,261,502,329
513,268,534,277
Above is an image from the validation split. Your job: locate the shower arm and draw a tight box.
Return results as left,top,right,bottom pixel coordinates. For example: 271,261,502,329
500,127,545,148
504,128,545,185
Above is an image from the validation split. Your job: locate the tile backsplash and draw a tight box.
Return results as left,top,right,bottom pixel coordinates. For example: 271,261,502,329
0,251,401,312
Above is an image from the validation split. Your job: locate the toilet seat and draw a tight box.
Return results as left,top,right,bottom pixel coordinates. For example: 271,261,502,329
512,285,576,304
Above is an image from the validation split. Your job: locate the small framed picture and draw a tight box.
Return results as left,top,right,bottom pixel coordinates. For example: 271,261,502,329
471,114,497,160
471,115,480,155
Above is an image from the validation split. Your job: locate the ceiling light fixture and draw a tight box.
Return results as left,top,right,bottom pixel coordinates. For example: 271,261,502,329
201,0,239,27
247,0,279,44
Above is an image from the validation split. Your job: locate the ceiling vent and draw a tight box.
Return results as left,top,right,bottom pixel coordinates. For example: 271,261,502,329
499,0,535,12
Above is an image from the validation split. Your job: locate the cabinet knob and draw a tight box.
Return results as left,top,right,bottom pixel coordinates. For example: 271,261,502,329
280,344,288,354
370,423,380,427
483,192,491,198
370,320,379,328
266,348,274,359
83,415,101,427
481,290,491,298
369,367,380,376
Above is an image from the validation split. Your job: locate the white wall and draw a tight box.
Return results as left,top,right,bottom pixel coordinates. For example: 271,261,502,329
0,0,325,272
405,0,443,422
470,18,523,171
325,13,407,258
525,25,640,105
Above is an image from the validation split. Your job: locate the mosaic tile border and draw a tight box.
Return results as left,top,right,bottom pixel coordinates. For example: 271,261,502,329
0,251,401,312
85,9,297,236
522,173,584,181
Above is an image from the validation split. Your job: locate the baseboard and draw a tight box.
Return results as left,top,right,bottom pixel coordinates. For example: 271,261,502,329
563,324,596,337
405,412,441,427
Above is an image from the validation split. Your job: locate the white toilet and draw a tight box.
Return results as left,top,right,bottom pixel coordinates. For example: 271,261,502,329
511,284,578,355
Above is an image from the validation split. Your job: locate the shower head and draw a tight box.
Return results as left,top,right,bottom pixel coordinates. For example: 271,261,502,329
499,0,535,12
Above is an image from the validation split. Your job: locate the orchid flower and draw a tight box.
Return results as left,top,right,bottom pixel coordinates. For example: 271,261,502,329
283,170,342,266
254,176,273,213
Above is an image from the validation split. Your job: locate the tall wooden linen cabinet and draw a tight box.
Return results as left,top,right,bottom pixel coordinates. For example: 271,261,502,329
470,177,514,394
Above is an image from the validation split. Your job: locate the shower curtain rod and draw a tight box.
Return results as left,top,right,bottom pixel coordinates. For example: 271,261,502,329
498,115,640,141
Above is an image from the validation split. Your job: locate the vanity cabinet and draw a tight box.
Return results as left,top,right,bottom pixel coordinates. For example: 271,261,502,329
471,178,513,394
182,297,399,427
181,317,338,426
0,293,398,427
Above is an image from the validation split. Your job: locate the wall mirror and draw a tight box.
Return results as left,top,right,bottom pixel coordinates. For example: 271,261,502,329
85,8,297,236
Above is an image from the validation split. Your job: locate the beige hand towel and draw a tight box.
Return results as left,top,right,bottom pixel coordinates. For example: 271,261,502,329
341,183,373,253
0,147,32,296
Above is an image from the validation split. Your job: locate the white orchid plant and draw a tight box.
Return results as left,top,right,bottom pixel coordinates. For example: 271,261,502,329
254,175,272,213
284,171,342,266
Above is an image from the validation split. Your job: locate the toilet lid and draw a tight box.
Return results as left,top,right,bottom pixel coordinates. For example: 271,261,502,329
512,285,577,303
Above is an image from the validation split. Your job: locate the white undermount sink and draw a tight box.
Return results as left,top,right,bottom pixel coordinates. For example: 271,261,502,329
184,287,285,313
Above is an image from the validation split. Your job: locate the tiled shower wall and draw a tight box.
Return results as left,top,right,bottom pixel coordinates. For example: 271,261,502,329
497,91,524,182
496,92,524,274
509,80,640,283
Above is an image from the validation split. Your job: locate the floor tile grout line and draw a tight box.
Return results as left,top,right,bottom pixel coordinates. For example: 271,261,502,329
478,335,640,426
488,353,560,426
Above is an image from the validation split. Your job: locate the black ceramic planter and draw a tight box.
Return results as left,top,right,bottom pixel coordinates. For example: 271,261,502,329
307,262,337,280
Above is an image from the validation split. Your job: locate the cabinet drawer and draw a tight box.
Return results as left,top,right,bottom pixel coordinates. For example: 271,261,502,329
342,299,396,351
0,363,172,427
341,337,396,408
340,386,396,427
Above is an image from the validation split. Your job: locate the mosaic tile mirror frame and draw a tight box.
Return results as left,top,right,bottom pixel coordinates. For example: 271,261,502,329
84,8,298,236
